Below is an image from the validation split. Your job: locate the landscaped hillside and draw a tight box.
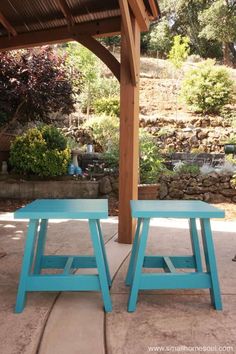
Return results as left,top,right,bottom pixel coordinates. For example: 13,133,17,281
137,57,236,153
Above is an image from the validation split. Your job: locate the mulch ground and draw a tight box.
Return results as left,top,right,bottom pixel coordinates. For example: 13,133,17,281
0,199,235,221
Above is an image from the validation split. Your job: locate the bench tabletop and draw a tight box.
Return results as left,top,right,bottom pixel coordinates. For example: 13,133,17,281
14,199,108,219
131,200,225,219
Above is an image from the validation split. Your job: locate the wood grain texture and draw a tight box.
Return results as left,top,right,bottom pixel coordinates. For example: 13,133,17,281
118,16,140,244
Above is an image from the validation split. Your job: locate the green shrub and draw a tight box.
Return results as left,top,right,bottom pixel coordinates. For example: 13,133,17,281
140,129,166,184
10,126,70,177
168,35,190,69
181,60,235,114
83,115,119,151
94,97,120,117
174,162,200,175
99,129,166,183
40,125,67,150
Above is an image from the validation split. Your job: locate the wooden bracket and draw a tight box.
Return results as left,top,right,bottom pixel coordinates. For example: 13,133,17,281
74,34,121,82
148,0,159,19
0,11,17,37
127,0,150,31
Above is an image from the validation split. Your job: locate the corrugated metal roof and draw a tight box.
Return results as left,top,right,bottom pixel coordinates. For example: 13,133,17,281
0,0,121,35
0,0,159,38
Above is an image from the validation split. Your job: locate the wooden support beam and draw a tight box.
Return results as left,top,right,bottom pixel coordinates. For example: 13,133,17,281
118,16,140,244
127,0,150,31
75,35,120,81
0,17,120,51
148,0,159,19
57,0,75,27
0,11,17,37
119,0,137,86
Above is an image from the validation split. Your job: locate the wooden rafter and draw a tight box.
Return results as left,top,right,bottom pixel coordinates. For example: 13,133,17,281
127,0,149,31
75,35,120,81
0,11,17,37
119,0,137,85
57,0,75,27
148,0,159,18
0,17,120,51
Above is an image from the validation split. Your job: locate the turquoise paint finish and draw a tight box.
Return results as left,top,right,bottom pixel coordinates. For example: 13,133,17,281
34,219,48,274
189,218,203,272
200,219,222,310
89,219,112,312
14,199,108,220
41,255,97,269
15,219,39,313
15,199,112,313
126,200,224,312
63,256,74,275
130,200,225,219
128,218,150,312
96,220,112,287
163,256,176,273
125,218,142,286
139,273,211,290
143,255,196,269
26,274,101,291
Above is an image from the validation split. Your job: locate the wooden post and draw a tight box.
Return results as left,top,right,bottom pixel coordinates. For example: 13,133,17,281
118,16,140,244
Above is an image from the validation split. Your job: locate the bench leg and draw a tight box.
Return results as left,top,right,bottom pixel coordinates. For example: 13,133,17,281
15,219,39,313
128,218,150,312
89,220,112,312
34,219,48,274
189,218,203,272
200,218,222,310
96,220,112,287
125,218,142,286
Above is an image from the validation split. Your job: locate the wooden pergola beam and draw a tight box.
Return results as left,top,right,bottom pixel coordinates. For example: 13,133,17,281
118,15,140,244
127,0,150,31
0,11,17,37
119,0,137,85
57,0,75,27
0,17,120,51
148,0,159,18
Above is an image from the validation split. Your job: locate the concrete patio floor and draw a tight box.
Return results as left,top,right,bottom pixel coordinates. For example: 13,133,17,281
0,213,235,354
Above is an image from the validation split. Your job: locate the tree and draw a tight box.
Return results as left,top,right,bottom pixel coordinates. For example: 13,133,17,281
0,47,77,135
168,35,190,69
199,0,236,67
65,42,99,116
159,0,222,59
149,18,173,58
65,42,119,116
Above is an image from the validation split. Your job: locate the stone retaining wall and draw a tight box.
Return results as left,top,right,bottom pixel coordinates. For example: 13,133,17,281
0,180,99,199
1,173,236,204
159,172,236,203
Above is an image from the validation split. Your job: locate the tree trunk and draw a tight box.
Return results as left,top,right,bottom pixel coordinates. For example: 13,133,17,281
229,42,236,68
0,101,25,138
223,42,234,67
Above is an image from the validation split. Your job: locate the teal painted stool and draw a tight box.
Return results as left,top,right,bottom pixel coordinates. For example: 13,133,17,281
126,200,224,312
14,199,112,313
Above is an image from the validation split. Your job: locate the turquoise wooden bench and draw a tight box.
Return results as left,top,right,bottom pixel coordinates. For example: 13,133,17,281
126,200,224,312
14,199,112,313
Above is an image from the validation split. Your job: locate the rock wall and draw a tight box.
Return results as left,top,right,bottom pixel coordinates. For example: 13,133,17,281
159,172,236,203
0,180,99,199
140,116,233,153
61,115,233,154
